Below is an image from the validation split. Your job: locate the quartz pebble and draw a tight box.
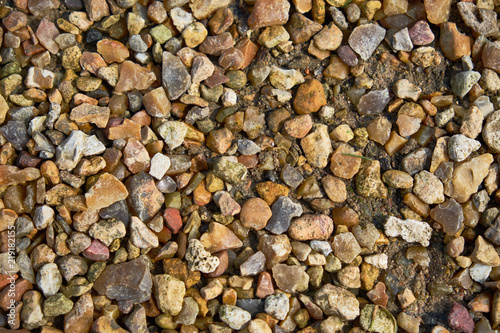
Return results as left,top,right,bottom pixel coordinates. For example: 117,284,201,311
384,216,433,247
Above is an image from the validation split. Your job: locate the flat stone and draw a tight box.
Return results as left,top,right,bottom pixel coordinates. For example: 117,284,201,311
200,222,243,253
70,103,110,128
130,216,159,249
408,20,435,45
93,257,152,303
289,214,334,241
450,71,481,99
314,284,359,320
266,196,303,235
458,2,498,37
36,19,60,54
85,173,128,211
358,89,391,115
301,124,333,168
219,305,251,330
332,232,361,263
115,61,156,94
247,0,290,29
64,293,93,333
97,39,129,63
293,79,327,114
152,274,185,315
272,264,309,293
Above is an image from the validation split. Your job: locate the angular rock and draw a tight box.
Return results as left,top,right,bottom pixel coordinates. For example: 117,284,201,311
85,173,128,211
384,216,432,247
266,196,303,235
162,52,192,100
301,124,333,168
314,284,359,320
126,172,164,222
348,24,386,61
247,0,290,29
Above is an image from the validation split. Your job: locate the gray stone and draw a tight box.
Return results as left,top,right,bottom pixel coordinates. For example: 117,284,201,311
237,139,261,155
264,293,289,320
483,110,500,152
457,2,498,37
357,89,391,115
448,134,481,162
219,305,251,330
129,34,148,52
162,51,191,100
450,71,481,98
314,284,359,320
392,28,413,52
36,263,62,297
33,205,54,230
130,216,159,249
266,196,303,235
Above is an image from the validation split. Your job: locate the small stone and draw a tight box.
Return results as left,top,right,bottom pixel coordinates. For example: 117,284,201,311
424,0,451,24
153,274,185,315
348,23,386,60
357,89,391,115
143,87,172,118
314,284,359,320
301,124,333,168
293,79,327,114
199,32,234,56
247,0,290,29
85,173,128,211
25,67,54,89
130,216,159,249
338,266,361,288
115,61,156,94
265,196,303,235
393,79,421,102
330,144,362,179
183,22,208,48
392,28,413,52
157,121,187,150
313,23,343,51
471,236,500,266
33,205,54,230
448,134,481,162
200,222,243,253
451,71,481,99
332,232,361,263
458,2,499,37
83,0,109,21
43,293,73,317
185,239,220,274
469,263,492,284
97,39,129,63
258,25,290,48
408,20,435,45
398,288,416,308
212,157,248,185
240,251,266,276
483,111,500,152
337,45,359,66
268,66,305,90
287,13,322,44
93,257,152,303
440,23,472,61
272,264,309,293
289,214,334,241
149,153,171,180
413,170,444,204
356,160,388,199
219,305,251,330
36,263,62,297
240,198,272,230
397,312,420,333
384,216,433,247
265,293,289,320
64,294,93,333
126,172,164,222
382,170,414,189
448,303,474,333
36,19,60,54
162,52,192,100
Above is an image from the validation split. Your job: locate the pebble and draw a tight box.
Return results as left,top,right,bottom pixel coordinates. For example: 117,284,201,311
269,66,305,90
288,214,334,241
430,198,464,235
392,28,413,52
114,61,156,94
439,23,472,61
322,175,347,202
301,124,333,168
348,23,386,61
483,110,500,152
448,134,481,162
265,293,289,320
471,236,500,266
337,45,359,66
85,173,128,211
448,303,474,333
287,13,323,44
413,170,445,204
469,263,492,284
458,2,498,37
33,205,54,230
332,232,361,263
357,88,391,115
157,121,187,150
64,294,93,333
314,284,359,320
450,71,481,99
219,305,251,330
314,23,343,51
258,25,290,48
200,222,243,253
240,198,272,230
240,251,266,276
185,239,220,274
162,52,192,100
247,0,290,29
271,264,309,293
36,263,62,297
330,144,362,179
284,115,313,139
293,79,327,114
356,160,388,199
408,20,435,45
365,253,389,270
152,274,185,315
384,216,433,247
126,172,164,222
149,153,170,180
397,313,420,333
266,196,303,235
392,79,421,102
130,216,159,249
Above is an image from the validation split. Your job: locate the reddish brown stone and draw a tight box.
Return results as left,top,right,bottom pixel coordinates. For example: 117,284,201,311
163,208,183,234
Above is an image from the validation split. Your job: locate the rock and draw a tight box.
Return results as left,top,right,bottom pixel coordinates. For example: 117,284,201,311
170,7,193,31
149,153,171,180
471,236,500,266
114,61,156,94
314,284,359,320
157,121,187,150
313,23,343,51
64,293,93,333
289,214,333,241
33,205,54,230
448,134,481,162
214,191,241,216
237,139,261,155
212,157,247,185
130,216,159,249
430,198,464,235
185,239,219,273
448,303,474,333
183,22,208,48
301,124,333,168
482,42,500,74
93,257,152,303
413,170,445,204
266,196,303,234
265,293,289,320
439,23,472,61
355,160,388,199
191,56,214,84
457,2,498,37
25,67,54,89
392,79,421,102
397,312,419,333
82,239,109,261
88,218,126,246
384,216,433,247
461,106,484,139
408,20,435,45
451,154,493,203
382,170,414,189
43,293,74,317
258,25,290,48
483,111,500,152
269,66,305,90
36,19,60,54
330,144,362,179
152,274,185,315
36,263,62,297
287,13,323,44
219,305,251,330
200,222,243,253
126,172,164,222
240,198,272,230
206,128,233,154
162,52,191,100
469,263,492,284
271,264,309,293
85,173,128,211
199,32,234,56
392,28,413,52
70,104,110,128
247,0,290,29
332,232,361,263
240,251,266,276
322,175,347,202
450,71,481,99
424,0,451,24
348,24,386,60
357,89,391,115
143,87,172,118
293,79,327,114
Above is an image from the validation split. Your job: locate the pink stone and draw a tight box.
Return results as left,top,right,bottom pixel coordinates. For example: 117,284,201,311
123,138,151,174
163,208,183,234
80,52,107,75
448,303,474,333
35,18,60,54
82,239,109,261
408,20,435,45
247,0,290,29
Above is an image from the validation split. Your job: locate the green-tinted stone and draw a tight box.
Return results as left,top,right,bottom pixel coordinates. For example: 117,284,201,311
87,261,107,282
165,192,182,209
43,293,74,317
151,25,173,44
225,70,247,90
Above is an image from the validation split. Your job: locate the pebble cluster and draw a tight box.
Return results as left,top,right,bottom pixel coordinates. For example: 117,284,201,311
0,0,500,332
